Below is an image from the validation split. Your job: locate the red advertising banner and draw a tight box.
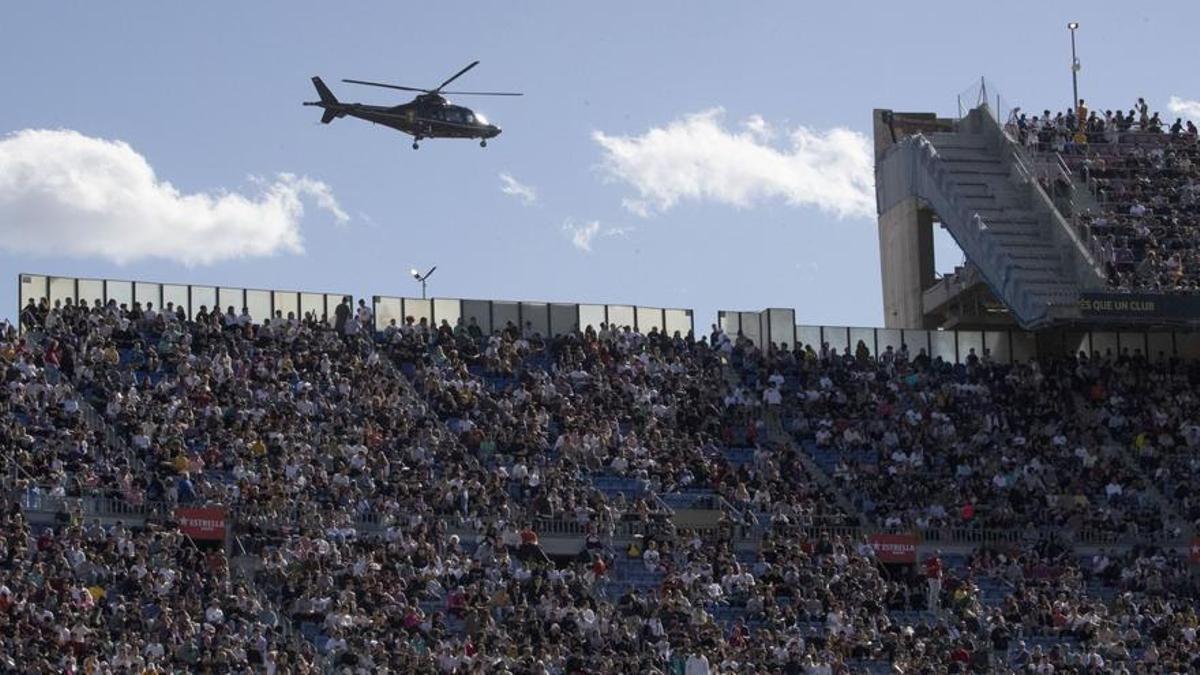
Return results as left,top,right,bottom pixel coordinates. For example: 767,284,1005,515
1191,539,1200,565
870,533,918,563
176,507,226,541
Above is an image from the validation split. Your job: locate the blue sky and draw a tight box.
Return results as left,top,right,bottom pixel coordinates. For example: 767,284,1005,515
2,2,1198,328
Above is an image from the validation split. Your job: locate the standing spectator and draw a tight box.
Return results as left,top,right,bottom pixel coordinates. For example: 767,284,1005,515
925,550,944,611
334,296,351,333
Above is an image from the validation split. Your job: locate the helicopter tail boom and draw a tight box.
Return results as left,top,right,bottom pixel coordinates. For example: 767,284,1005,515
306,77,342,124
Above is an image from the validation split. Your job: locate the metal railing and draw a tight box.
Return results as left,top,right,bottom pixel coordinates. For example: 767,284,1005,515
980,109,1106,286
13,487,1187,552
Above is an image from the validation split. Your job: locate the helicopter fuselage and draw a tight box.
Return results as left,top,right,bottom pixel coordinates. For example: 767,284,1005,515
306,64,517,148
310,96,501,142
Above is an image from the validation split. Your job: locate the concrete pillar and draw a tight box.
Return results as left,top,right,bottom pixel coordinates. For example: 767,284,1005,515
878,197,935,329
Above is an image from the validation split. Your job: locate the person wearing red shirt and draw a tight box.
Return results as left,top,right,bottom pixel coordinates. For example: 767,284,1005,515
950,643,971,664
961,501,975,522
924,551,944,611
519,523,550,563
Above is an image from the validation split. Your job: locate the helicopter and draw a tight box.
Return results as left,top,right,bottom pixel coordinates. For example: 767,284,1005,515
304,60,521,149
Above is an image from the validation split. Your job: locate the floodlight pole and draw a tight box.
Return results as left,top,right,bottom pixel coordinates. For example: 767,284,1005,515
412,266,437,299
1069,23,1080,118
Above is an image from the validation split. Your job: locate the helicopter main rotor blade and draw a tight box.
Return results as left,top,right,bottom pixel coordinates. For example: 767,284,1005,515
439,90,524,97
432,60,480,93
342,79,429,93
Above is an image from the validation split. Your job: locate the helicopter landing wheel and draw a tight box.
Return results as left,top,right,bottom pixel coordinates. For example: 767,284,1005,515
412,141,419,150
480,139,487,148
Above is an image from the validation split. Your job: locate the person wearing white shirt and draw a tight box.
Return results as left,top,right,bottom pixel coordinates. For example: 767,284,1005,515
685,652,711,675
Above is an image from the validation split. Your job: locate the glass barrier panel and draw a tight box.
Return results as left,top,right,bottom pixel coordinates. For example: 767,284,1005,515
374,297,402,333
300,293,325,323
492,301,520,334
1147,333,1173,362
461,300,492,335
134,282,161,309
218,288,243,314
984,331,1011,364
1064,331,1089,357
579,304,606,333
550,304,578,337
932,330,956,363
19,274,47,311
1176,333,1200,360
796,325,822,353
607,305,635,331
433,298,461,332
902,330,932,359
192,286,217,318
877,328,902,355
636,306,663,334
163,285,189,317
767,309,796,349
78,279,105,310
719,311,739,336
520,302,549,337
49,277,76,307
822,326,850,355
325,294,349,325
106,280,133,309
664,309,692,338
957,331,983,364
1117,332,1146,359
739,312,762,345
246,290,271,324
1011,332,1037,363
1090,332,1118,361
272,291,299,320
849,327,876,357
403,298,433,326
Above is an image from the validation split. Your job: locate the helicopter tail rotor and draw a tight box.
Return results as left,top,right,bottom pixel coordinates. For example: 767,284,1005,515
304,77,344,124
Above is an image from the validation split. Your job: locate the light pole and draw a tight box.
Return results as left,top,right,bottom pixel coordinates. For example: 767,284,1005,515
1068,22,1080,117
410,266,437,299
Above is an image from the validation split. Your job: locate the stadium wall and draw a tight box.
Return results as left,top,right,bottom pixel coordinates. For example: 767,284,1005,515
17,272,1198,364
18,273,350,325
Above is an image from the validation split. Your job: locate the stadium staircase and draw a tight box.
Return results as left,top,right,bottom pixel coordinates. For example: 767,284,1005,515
876,105,1107,329
781,436,865,525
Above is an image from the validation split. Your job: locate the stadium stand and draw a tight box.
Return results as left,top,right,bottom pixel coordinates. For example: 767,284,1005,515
4,272,1200,673
1009,101,1200,293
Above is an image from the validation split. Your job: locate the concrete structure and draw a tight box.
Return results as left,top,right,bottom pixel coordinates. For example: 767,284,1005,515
873,106,1102,330
873,111,951,329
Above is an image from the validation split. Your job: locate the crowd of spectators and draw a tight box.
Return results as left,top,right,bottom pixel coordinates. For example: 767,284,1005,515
3,297,1200,672
381,314,854,534
726,334,1184,540
1006,99,1200,292
0,504,304,672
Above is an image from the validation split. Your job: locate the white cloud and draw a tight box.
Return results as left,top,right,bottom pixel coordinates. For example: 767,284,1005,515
593,108,874,219
562,219,634,252
743,114,772,141
564,219,600,252
499,172,538,205
0,128,348,265
1168,96,1200,122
